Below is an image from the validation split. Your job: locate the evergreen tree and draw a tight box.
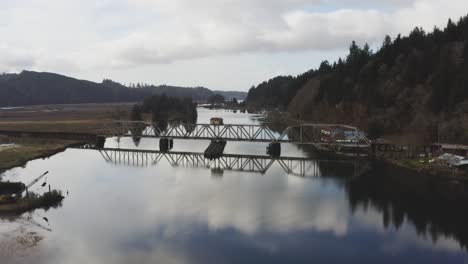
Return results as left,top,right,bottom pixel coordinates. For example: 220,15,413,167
130,104,143,121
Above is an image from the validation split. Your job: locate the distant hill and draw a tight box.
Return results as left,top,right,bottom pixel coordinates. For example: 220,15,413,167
213,90,248,101
138,85,245,101
247,15,468,144
0,71,246,106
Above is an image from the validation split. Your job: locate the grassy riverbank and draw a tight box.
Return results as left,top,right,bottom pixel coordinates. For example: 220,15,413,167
0,138,82,173
0,139,70,215
0,103,133,172
381,156,467,179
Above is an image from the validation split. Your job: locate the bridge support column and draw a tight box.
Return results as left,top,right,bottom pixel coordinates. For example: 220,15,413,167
160,138,174,152
95,136,106,149
204,140,227,160
267,142,281,157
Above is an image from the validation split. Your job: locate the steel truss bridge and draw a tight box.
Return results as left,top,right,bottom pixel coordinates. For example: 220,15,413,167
91,147,365,177
100,121,371,146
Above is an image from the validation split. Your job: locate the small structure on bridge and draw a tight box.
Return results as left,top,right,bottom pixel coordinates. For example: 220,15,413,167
210,117,224,125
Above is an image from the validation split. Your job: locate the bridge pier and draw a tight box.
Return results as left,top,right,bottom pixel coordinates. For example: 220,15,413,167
160,138,174,152
267,142,281,157
204,140,227,160
95,136,106,149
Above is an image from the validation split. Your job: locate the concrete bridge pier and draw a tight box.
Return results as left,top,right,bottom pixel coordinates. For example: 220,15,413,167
267,142,281,157
204,140,227,160
160,138,174,152
95,136,106,149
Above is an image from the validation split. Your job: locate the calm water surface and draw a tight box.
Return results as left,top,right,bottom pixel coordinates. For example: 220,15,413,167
1,108,467,263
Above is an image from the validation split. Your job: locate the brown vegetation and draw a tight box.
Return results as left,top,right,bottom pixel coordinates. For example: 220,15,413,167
0,103,132,134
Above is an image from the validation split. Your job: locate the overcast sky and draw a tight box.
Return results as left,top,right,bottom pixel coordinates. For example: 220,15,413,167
1,0,467,91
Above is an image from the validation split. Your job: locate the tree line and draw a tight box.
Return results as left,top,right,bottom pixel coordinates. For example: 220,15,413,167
0,71,245,106
247,15,468,144
130,94,197,128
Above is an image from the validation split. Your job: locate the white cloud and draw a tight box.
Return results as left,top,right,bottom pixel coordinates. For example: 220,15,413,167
0,44,36,72
0,0,467,88
100,0,468,67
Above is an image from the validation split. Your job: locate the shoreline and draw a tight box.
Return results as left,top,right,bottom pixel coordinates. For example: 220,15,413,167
264,110,468,180
0,190,64,215
0,140,86,175
377,156,467,180
368,159,468,200
0,139,73,215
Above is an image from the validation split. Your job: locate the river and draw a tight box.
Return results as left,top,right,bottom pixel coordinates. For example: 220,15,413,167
0,108,467,263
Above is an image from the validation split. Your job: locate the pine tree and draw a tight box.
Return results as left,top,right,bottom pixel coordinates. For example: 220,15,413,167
130,104,143,121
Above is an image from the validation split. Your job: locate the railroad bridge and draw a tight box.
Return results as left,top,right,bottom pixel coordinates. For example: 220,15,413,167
86,121,371,177
99,121,371,157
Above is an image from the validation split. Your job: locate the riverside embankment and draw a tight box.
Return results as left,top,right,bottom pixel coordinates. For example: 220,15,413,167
265,110,468,179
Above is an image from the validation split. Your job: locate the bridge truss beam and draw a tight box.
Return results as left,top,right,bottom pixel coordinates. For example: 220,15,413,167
100,121,371,146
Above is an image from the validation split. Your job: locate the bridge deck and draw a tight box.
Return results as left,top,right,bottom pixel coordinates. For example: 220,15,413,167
100,135,370,147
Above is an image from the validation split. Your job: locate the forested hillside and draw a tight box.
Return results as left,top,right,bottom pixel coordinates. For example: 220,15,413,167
0,71,143,106
0,71,246,106
247,16,468,144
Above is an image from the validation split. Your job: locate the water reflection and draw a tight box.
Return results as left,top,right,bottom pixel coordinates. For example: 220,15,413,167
346,161,468,251
129,123,147,147
0,109,467,263
1,151,352,263
94,147,365,178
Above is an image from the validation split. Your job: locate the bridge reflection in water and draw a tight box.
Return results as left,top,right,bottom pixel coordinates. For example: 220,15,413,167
91,147,367,178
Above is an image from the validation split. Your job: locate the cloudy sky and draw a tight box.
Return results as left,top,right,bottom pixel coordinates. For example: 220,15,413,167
1,0,467,90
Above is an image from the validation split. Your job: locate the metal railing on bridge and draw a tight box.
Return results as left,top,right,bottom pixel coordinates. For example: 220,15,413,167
100,121,371,146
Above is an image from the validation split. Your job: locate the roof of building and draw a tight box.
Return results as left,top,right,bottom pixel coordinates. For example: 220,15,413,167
432,143,468,151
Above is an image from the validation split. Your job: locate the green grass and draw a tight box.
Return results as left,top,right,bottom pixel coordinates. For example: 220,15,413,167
0,140,78,172
387,157,431,170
